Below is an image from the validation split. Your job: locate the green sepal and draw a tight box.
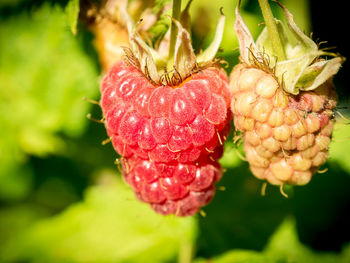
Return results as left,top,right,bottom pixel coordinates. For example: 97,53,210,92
123,1,225,85
235,3,344,95
273,51,322,94
295,56,344,91
197,10,226,64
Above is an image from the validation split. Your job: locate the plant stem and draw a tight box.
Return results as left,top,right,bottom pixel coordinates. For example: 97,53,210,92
168,0,182,64
178,240,193,263
258,0,286,60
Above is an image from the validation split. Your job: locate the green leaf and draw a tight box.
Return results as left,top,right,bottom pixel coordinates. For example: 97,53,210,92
0,204,50,252
65,0,80,35
1,173,198,263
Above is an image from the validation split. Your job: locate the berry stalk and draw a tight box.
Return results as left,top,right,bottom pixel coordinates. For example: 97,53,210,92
257,0,286,60
168,0,182,66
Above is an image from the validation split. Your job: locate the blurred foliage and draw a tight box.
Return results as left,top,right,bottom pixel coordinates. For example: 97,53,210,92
1,174,197,262
195,218,350,263
330,118,350,173
0,2,98,200
0,0,349,263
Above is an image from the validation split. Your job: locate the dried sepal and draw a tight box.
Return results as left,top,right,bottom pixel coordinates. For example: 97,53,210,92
180,0,193,34
130,32,160,83
173,19,197,79
234,6,257,63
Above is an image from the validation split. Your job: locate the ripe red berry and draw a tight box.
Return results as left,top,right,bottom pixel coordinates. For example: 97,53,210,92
101,61,231,164
122,156,222,216
101,61,231,216
99,5,229,216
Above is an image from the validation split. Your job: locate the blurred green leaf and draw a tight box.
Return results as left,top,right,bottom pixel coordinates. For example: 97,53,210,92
329,116,350,173
265,218,340,263
0,162,33,201
149,14,171,42
0,3,98,155
0,204,50,251
196,166,291,259
66,0,80,35
194,250,278,263
152,0,171,13
195,217,348,263
0,3,99,198
1,172,197,263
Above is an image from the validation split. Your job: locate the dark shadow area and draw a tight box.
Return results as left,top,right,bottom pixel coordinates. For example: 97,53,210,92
293,161,350,251
196,161,293,258
79,21,102,74
30,154,88,212
196,160,350,258
0,0,68,19
68,101,120,171
310,0,349,100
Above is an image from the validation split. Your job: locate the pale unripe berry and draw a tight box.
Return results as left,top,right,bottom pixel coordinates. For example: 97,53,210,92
230,66,337,186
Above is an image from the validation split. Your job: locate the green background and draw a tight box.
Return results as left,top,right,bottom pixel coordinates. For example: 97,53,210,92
0,0,349,262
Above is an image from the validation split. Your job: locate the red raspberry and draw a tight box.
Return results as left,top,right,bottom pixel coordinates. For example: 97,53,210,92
121,156,222,216
101,61,231,164
99,5,229,215
101,61,231,215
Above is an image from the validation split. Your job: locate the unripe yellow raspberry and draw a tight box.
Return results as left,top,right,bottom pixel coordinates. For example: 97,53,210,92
230,66,337,186
230,3,344,187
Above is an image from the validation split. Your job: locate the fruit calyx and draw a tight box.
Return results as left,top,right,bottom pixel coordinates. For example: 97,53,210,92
235,1,345,95
121,1,226,86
